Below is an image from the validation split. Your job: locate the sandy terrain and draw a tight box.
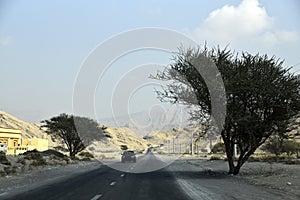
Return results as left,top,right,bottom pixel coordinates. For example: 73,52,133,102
182,158,300,198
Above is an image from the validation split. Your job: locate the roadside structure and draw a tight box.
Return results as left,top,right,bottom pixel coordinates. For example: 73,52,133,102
0,127,48,155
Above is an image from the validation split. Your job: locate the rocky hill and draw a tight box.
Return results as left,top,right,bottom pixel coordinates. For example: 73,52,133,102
0,111,57,148
0,111,149,155
0,111,47,139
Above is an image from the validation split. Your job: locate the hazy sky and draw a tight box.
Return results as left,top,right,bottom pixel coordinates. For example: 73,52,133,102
1,0,300,123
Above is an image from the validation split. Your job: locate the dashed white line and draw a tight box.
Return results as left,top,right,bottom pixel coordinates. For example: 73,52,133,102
110,181,117,186
0,192,8,197
91,194,102,200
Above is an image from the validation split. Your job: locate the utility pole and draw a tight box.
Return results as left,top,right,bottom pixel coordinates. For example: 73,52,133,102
191,132,194,155
172,138,175,154
179,143,181,154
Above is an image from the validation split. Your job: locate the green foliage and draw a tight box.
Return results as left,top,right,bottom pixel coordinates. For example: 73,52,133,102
41,113,104,158
151,46,300,175
211,142,226,153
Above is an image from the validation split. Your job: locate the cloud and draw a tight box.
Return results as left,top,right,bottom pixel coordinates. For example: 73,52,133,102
0,35,14,46
191,0,299,49
257,30,300,48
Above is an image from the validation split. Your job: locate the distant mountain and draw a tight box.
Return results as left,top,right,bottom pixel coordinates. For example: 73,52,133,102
99,106,191,137
0,111,45,138
0,111,149,154
0,110,57,147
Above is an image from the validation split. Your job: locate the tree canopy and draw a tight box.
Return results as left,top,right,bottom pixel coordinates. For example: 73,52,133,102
41,113,105,158
151,46,300,174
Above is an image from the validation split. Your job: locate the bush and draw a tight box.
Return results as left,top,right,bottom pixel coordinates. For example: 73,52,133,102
262,139,300,157
53,146,69,152
211,142,226,154
80,157,91,161
0,151,11,165
120,145,128,150
23,150,47,166
41,149,67,159
248,154,291,163
210,155,223,160
282,140,300,156
78,151,94,158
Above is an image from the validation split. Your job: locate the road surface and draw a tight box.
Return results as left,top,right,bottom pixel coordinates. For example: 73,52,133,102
1,153,297,200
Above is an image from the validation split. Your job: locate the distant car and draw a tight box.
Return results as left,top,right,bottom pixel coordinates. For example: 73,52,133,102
121,150,136,163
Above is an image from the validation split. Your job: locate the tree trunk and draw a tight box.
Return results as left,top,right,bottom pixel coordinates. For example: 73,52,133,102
222,133,235,174
233,165,241,175
227,157,235,174
70,150,76,159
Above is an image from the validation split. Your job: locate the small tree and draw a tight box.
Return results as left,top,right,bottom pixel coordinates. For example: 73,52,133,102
151,46,300,174
41,113,104,159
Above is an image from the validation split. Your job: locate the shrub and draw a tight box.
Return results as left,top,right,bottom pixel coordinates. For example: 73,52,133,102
120,145,128,150
284,159,300,165
41,149,67,159
0,151,11,165
211,142,226,154
80,157,91,161
282,140,300,157
78,151,94,158
3,166,17,175
23,150,47,166
262,139,300,157
0,170,5,177
248,154,290,163
210,155,223,160
17,158,26,165
30,159,47,167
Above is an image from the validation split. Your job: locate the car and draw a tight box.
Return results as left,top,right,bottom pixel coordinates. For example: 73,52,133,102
121,150,136,163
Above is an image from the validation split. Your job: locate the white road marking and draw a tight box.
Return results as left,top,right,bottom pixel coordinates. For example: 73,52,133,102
48,175,66,181
91,194,102,200
110,181,117,186
0,192,8,196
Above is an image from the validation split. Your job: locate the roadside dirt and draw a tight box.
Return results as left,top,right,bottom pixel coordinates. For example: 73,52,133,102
182,158,300,199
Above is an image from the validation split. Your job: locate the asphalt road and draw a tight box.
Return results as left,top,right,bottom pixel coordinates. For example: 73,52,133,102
2,153,191,200
1,153,297,200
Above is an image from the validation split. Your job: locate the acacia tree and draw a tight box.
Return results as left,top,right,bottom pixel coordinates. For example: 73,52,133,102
151,46,300,174
41,113,105,158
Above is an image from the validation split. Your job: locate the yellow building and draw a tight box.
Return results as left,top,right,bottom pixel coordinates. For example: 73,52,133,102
0,127,48,155
0,127,22,154
22,138,48,151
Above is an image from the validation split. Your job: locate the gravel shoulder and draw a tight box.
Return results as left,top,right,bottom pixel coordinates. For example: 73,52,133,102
168,158,300,200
